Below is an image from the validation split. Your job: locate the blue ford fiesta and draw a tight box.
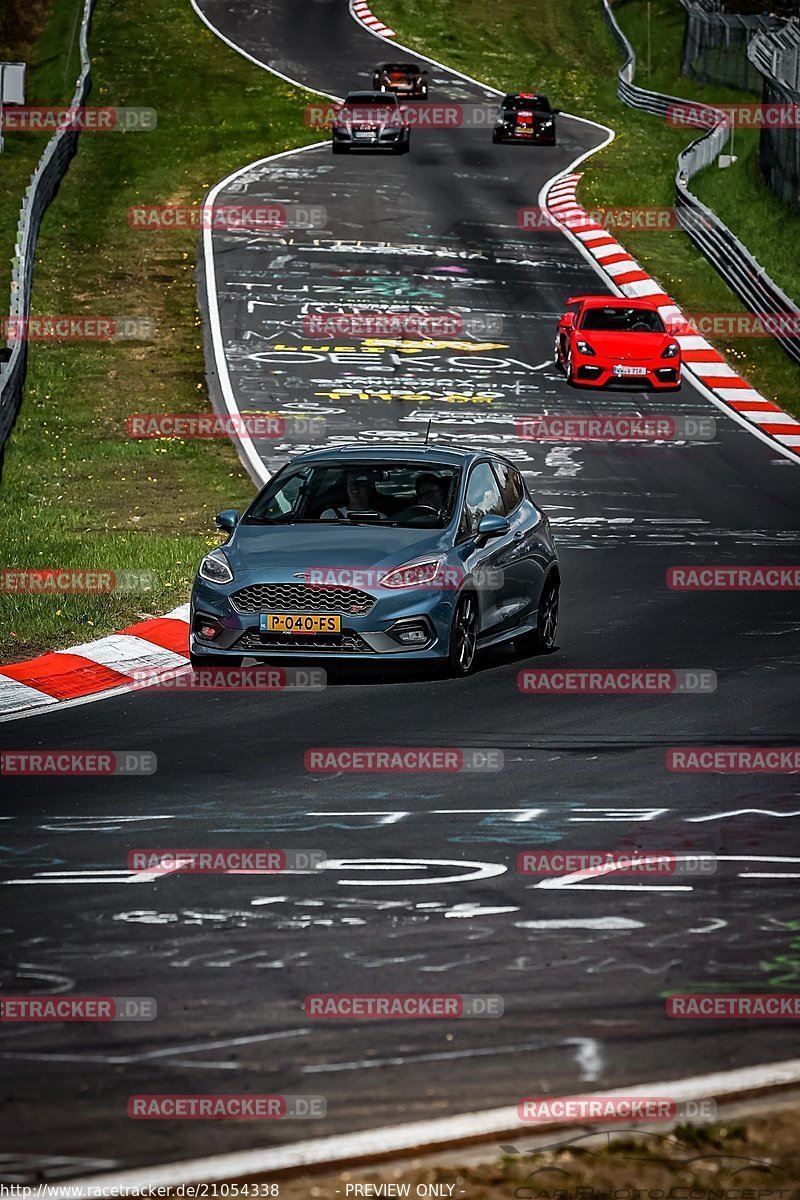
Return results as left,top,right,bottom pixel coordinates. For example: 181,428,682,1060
190,445,560,676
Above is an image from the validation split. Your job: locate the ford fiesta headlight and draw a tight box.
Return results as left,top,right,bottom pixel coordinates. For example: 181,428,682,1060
380,557,444,589
199,549,234,584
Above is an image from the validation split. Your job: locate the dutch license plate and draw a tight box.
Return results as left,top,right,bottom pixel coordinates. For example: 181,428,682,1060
613,365,647,376
260,613,342,635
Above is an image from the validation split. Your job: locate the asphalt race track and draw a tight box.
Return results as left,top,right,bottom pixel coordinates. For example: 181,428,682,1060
1,0,799,1183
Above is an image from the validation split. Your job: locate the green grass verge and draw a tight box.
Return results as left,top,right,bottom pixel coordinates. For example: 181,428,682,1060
0,0,324,664
370,0,800,413
692,138,800,307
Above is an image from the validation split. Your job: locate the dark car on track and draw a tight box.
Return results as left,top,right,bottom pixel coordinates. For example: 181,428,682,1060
332,90,410,154
555,295,682,390
492,92,557,144
373,62,428,98
190,444,561,676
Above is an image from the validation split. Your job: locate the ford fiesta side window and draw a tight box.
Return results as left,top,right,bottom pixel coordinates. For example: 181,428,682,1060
463,462,505,535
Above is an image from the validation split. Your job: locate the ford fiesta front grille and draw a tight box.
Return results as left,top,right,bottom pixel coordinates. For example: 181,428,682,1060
230,583,376,615
237,629,372,654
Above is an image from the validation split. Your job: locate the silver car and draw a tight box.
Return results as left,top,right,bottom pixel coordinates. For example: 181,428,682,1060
332,91,410,155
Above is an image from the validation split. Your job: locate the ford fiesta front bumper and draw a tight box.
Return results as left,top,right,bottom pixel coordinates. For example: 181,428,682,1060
190,578,457,661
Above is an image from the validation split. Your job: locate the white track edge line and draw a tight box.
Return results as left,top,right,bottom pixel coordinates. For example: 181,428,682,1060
64,1058,800,1190
189,0,342,101
6,1,792,724
200,140,330,490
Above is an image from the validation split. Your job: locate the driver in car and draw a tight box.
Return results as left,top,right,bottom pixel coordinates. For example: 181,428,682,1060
414,472,446,511
321,470,391,519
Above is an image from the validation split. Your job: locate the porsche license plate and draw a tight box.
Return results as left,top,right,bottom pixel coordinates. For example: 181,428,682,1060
613,365,647,376
260,613,342,635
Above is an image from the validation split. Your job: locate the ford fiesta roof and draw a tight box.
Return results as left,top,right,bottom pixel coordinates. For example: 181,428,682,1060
286,443,491,466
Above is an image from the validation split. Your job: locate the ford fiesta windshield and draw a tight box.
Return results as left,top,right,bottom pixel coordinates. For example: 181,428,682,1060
244,462,461,528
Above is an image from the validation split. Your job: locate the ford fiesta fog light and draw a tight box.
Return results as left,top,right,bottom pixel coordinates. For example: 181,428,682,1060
194,616,224,641
398,628,427,644
387,617,433,647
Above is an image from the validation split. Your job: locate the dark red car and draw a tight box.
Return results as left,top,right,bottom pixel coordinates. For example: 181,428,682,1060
372,62,428,98
555,296,682,390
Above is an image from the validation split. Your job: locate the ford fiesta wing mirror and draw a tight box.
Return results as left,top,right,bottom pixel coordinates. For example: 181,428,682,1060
215,509,240,533
476,513,510,544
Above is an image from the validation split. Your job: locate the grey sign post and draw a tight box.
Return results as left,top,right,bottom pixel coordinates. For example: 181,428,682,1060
0,62,26,153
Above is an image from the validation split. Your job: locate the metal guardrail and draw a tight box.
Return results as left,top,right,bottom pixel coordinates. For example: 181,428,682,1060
749,23,800,213
0,0,97,479
600,0,800,367
677,0,781,93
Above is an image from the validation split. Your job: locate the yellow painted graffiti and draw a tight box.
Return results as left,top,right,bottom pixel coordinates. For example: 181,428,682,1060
314,390,495,403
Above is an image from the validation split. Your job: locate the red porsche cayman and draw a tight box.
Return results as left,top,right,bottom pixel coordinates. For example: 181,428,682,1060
555,295,682,390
